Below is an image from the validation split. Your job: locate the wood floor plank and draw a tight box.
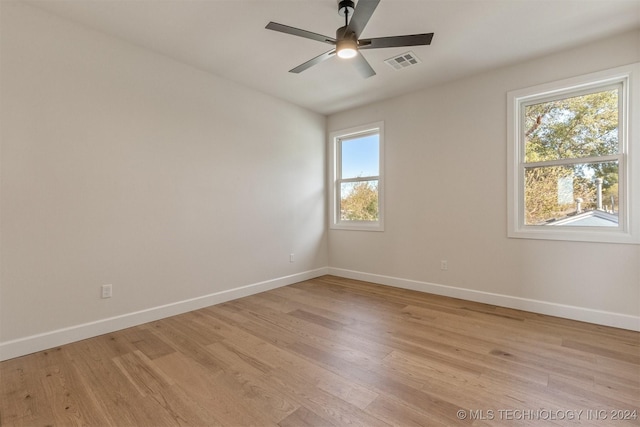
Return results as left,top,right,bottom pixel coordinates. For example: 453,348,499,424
37,361,108,426
562,338,640,364
285,340,470,425
206,341,272,377
0,362,45,426
265,367,391,427
152,352,255,426
62,339,163,426
277,406,335,427
316,374,379,410
366,395,453,427
2,275,639,426
121,326,177,360
111,350,175,397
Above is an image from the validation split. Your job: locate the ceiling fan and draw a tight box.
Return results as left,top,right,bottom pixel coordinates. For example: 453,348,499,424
265,0,434,78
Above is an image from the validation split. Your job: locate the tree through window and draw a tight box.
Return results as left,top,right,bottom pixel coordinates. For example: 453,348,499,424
507,63,640,244
523,87,620,225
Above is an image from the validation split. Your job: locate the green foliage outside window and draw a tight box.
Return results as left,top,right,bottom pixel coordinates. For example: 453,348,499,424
524,89,619,225
340,181,379,221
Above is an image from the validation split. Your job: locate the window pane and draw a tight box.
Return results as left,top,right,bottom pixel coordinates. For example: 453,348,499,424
524,161,619,226
341,134,379,179
524,89,619,162
340,180,379,221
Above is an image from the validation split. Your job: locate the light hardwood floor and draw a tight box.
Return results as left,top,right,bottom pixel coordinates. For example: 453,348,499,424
1,275,639,426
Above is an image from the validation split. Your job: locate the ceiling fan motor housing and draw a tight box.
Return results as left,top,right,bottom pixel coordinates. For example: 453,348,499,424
336,25,357,42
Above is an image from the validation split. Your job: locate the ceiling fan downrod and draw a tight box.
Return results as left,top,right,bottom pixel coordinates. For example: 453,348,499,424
338,0,355,20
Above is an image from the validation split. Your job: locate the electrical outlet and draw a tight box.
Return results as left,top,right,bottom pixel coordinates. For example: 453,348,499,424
101,284,112,299
440,260,448,271
290,253,295,263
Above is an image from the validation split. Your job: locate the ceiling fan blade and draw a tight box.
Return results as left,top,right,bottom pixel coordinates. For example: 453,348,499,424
266,22,336,45
358,33,434,50
289,49,336,73
347,0,380,38
352,52,376,78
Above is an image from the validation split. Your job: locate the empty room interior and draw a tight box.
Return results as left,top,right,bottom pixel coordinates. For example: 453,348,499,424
1,0,639,425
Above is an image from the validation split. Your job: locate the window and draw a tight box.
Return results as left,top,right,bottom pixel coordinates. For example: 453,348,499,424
329,122,384,231
507,63,639,244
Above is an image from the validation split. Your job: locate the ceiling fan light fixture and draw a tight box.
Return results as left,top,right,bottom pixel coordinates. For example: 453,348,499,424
336,38,358,59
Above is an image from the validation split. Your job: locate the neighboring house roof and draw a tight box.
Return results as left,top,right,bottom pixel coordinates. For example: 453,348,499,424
548,210,619,227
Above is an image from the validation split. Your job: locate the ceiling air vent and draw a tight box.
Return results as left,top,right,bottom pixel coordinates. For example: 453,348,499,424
384,51,421,70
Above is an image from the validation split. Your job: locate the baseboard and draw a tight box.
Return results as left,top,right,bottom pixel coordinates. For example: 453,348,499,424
4,266,636,361
328,267,640,332
0,267,329,361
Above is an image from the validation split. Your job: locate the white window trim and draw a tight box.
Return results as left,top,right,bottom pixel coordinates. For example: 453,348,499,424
507,63,640,244
329,121,385,231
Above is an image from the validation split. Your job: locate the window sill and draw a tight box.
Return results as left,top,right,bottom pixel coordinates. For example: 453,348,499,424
330,221,384,232
508,226,639,245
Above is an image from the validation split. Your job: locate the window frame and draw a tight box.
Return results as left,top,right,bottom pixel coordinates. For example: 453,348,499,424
507,63,639,244
329,122,385,231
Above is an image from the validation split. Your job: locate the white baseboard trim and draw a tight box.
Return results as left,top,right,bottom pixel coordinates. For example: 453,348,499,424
0,267,329,362
328,267,640,332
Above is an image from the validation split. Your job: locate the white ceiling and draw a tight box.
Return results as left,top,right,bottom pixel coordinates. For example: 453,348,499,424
24,0,640,115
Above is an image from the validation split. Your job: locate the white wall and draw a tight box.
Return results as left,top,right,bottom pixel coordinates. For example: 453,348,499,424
0,2,327,359
328,30,640,329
